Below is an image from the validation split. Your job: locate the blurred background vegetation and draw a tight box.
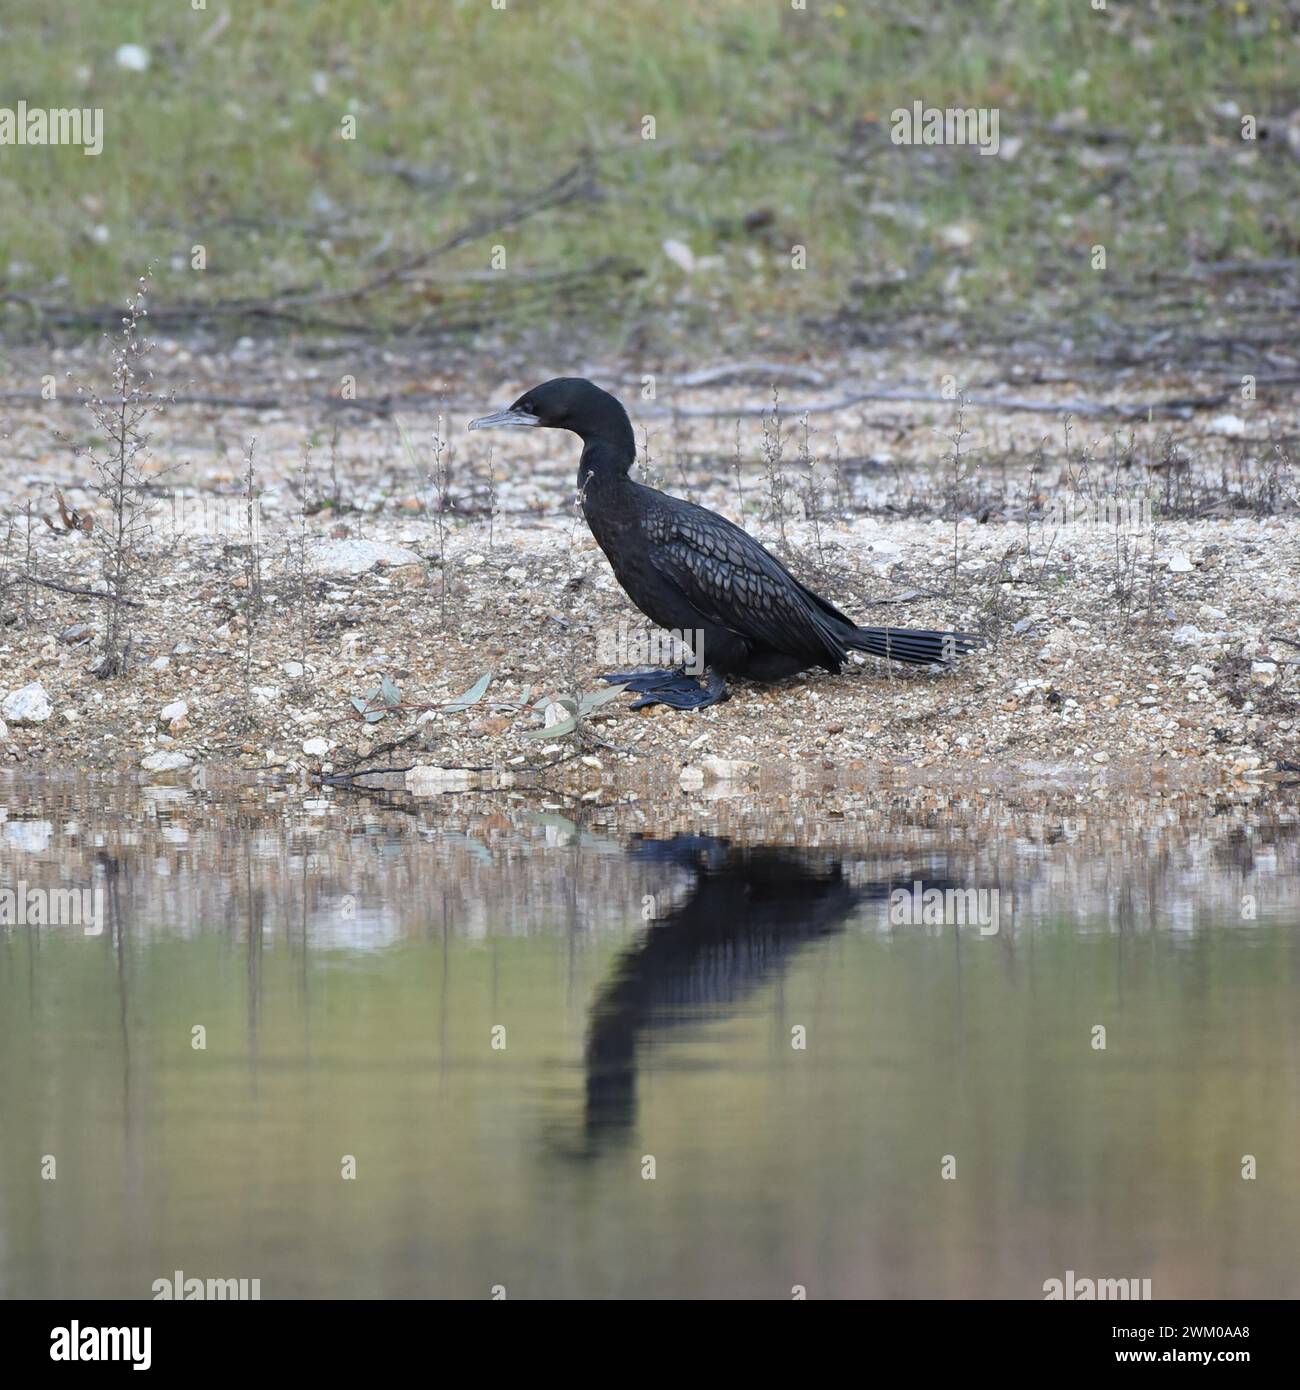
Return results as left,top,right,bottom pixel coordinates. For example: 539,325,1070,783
0,0,1296,355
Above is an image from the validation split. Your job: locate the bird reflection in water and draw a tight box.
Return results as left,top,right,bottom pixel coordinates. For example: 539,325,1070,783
579,835,921,1151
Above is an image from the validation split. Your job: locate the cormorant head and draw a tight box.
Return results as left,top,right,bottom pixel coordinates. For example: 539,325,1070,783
469,377,632,448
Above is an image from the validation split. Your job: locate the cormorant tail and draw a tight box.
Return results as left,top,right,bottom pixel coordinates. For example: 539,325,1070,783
847,625,981,667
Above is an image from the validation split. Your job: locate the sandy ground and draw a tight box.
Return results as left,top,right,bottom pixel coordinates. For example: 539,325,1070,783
0,338,1296,789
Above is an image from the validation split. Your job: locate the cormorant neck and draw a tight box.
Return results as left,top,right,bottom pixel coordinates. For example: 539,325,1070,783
577,427,635,484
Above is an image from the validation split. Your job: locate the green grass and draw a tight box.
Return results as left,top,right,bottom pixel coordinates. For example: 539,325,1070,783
0,0,1295,350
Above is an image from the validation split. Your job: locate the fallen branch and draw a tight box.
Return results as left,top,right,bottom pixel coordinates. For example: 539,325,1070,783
640,385,1252,422
606,362,830,389
319,763,421,785
1,574,144,606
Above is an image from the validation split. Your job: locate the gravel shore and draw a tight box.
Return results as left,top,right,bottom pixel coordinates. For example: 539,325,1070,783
1,342,1295,786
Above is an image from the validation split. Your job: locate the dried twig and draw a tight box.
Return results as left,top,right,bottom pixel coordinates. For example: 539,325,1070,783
0,574,144,606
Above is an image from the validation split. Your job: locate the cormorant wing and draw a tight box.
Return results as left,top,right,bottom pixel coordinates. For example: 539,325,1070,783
640,492,850,665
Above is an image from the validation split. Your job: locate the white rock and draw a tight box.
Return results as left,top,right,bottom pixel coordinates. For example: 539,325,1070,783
150,656,171,671
678,765,705,791
1208,413,1246,436
1037,628,1077,663
115,44,151,72
939,222,975,250
0,718,7,740
140,751,193,772
302,737,331,757
543,700,575,729
406,765,479,794
3,819,52,852
701,757,758,781
305,539,423,577
2,682,52,725
662,239,696,273
283,660,305,679
1172,623,1229,647
159,700,188,725
865,538,902,568
1167,552,1194,573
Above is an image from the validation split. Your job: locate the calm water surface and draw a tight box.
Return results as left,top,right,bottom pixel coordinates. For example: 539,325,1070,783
2,775,1298,1298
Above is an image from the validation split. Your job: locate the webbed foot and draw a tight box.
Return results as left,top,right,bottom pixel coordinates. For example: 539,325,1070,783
602,669,729,710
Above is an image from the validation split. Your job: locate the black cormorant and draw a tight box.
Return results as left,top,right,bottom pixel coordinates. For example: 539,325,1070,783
470,378,979,709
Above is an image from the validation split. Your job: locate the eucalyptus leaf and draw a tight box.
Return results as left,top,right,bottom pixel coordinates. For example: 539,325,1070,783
352,691,388,723
578,684,628,715
444,670,494,712
522,716,576,740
